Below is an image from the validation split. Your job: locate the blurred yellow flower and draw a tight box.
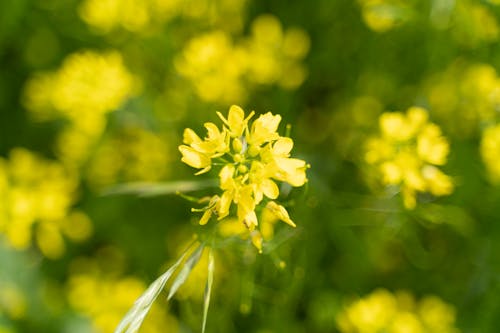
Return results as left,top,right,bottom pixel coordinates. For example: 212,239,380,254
452,1,499,47
79,0,151,33
67,253,178,333
179,105,308,252
337,289,460,333
86,127,170,189
365,107,453,209
79,0,247,33
175,31,248,104
245,15,310,89
24,50,136,121
480,124,500,184
0,149,92,258
175,15,310,103
358,0,413,32
23,50,138,167
426,61,500,137
0,284,26,320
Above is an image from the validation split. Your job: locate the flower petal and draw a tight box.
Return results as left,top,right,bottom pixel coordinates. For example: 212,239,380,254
266,201,296,227
179,145,210,169
183,128,201,145
272,137,293,156
261,178,279,199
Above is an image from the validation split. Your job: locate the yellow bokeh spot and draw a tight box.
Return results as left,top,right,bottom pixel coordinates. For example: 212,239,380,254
0,285,27,320
481,124,500,184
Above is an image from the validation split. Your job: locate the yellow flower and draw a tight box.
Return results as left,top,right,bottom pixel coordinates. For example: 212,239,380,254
217,104,254,138
337,289,460,333
365,107,453,209
0,148,91,258
178,122,230,175
417,124,449,165
22,50,138,168
175,16,310,103
179,145,211,171
248,112,282,147
179,105,308,251
249,161,279,203
265,201,296,227
261,137,308,187
67,252,178,333
481,124,500,183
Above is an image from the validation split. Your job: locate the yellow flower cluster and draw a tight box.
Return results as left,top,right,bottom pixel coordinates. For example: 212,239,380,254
358,0,412,32
79,0,246,33
23,50,137,166
337,289,460,333
174,15,310,103
179,105,308,251
174,31,247,103
452,1,499,47
67,255,178,333
86,127,170,189
245,15,310,89
480,124,500,184
365,107,453,209
0,283,26,321
0,149,92,258
426,62,500,137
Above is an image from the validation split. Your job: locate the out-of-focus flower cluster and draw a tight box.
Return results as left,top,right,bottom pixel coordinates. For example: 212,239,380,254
0,149,92,258
175,15,310,103
23,50,138,167
359,0,499,49
451,1,499,47
79,0,247,33
86,127,170,189
357,0,413,32
0,283,26,330
364,107,453,209
425,61,500,137
481,124,500,184
67,250,178,333
179,105,308,251
337,289,460,333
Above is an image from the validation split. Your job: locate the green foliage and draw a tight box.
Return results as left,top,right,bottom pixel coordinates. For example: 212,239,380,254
1,0,500,332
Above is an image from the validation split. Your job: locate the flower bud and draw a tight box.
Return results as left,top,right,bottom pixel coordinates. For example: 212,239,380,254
248,145,260,157
232,138,243,153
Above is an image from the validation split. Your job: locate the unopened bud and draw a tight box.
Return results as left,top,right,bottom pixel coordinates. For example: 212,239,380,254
238,164,248,173
233,154,243,163
248,145,260,157
232,138,243,152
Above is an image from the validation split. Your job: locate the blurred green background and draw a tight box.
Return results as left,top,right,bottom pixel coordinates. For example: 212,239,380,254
1,0,500,332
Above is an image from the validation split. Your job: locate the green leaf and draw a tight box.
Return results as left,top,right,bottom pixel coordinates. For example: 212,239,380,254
167,244,205,300
113,242,197,333
103,180,218,197
202,249,215,333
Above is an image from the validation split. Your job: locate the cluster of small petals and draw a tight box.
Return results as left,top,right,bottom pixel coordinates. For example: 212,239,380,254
179,105,308,251
365,107,453,209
